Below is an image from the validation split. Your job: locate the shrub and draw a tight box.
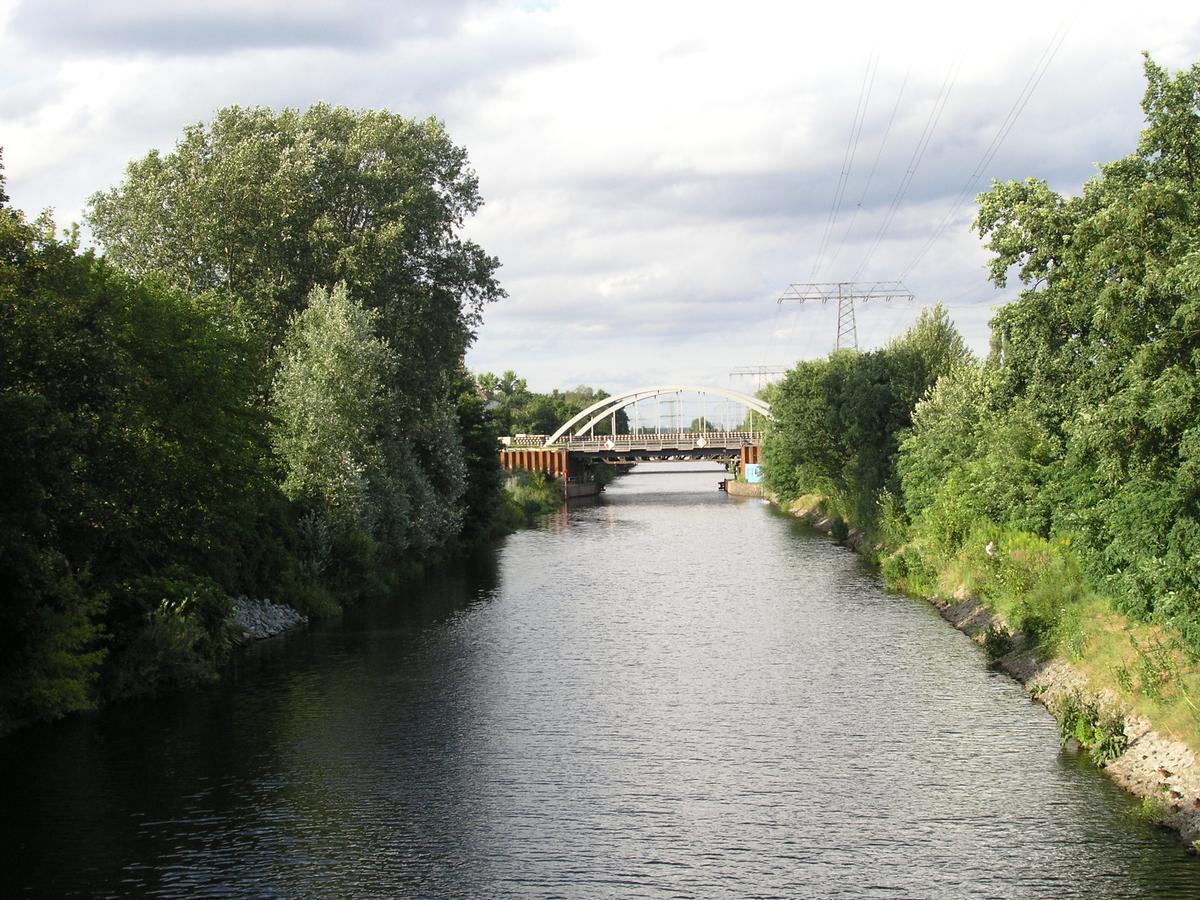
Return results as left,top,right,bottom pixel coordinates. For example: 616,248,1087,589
1128,795,1171,825
1056,691,1128,766
502,471,562,526
280,579,342,620
880,542,939,596
103,568,231,699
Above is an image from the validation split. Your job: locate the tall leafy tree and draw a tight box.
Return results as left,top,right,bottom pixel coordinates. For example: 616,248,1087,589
1,194,281,722
88,104,506,558
271,284,395,532
762,305,970,522
475,371,629,436
973,56,1200,631
88,104,503,409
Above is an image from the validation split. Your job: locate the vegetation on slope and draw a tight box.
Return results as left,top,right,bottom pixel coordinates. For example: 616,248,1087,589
0,107,511,728
763,56,1200,750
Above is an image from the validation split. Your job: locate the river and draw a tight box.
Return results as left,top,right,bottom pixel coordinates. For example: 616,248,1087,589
4,463,1199,897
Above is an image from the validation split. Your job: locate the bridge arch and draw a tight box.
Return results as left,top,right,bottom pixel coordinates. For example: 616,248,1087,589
543,384,772,446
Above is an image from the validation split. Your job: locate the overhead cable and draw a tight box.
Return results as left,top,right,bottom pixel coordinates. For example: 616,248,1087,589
894,25,1069,284
765,52,876,363
807,51,878,283
850,57,960,283
825,66,910,274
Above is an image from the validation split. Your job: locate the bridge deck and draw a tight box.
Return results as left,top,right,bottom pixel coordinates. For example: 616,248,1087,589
556,430,760,451
551,431,762,462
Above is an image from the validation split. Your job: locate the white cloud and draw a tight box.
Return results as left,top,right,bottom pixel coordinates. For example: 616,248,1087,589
2,0,1198,393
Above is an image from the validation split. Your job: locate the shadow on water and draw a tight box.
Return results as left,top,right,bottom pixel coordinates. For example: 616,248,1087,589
3,463,1200,896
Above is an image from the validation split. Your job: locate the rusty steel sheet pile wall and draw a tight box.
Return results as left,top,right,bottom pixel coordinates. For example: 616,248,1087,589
500,449,569,479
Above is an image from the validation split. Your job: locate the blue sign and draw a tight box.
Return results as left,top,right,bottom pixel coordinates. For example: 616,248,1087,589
744,463,762,484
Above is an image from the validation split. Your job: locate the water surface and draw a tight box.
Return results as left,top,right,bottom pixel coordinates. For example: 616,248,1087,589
4,463,1198,896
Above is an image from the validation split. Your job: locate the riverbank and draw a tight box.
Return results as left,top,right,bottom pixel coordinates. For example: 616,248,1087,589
228,597,308,645
778,492,1200,851
723,479,763,498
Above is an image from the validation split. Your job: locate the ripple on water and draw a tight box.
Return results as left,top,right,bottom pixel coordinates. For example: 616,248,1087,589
2,464,1199,897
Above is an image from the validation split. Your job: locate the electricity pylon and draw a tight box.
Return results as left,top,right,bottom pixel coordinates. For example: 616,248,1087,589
777,281,914,351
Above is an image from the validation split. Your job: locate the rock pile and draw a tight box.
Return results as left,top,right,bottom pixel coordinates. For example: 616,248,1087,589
228,596,308,644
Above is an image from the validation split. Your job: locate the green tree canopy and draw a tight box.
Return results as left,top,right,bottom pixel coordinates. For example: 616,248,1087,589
1,199,283,723
972,55,1200,626
88,103,504,422
271,284,395,529
762,305,971,523
474,371,629,436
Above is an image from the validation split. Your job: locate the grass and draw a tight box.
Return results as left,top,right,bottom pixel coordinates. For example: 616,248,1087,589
788,490,1200,757
1066,598,1200,755
499,470,563,529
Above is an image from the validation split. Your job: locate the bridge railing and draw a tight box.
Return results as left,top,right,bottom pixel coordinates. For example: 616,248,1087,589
504,434,551,448
556,431,763,451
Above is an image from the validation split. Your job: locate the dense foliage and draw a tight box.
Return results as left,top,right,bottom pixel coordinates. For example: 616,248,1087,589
0,106,510,728
898,56,1200,647
1,199,279,720
765,57,1200,705
762,305,970,525
475,370,629,436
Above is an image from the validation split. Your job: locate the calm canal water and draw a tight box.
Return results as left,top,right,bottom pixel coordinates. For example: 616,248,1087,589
4,464,1200,897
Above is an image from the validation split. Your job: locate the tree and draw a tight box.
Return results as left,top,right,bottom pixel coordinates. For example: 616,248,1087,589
1,199,281,722
473,372,629,436
271,284,394,531
88,105,503,395
762,305,970,523
760,358,840,503
972,55,1200,633
88,104,507,560
454,371,506,542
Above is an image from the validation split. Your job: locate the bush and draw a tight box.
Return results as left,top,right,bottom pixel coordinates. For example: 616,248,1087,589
280,579,342,620
880,542,939,596
501,471,562,527
1056,691,1129,766
948,528,1087,653
103,568,231,699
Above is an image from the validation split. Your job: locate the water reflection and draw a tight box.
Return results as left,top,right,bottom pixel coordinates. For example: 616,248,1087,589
3,462,1199,896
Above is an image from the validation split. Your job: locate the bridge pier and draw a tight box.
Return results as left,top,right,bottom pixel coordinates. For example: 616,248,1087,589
500,448,569,479
499,449,573,485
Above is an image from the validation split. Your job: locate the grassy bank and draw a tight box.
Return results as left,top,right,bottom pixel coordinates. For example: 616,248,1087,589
779,491,1200,843
497,471,564,529
882,517,1200,756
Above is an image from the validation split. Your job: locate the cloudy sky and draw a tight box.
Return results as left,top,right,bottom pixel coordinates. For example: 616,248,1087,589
2,1,1199,395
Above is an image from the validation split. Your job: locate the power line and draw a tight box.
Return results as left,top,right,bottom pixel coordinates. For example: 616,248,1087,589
808,51,878,283
895,25,1069,283
825,66,910,274
758,292,785,367
765,52,876,366
850,57,960,283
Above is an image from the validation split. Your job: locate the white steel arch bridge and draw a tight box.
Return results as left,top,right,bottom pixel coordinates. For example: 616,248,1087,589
500,385,770,485
542,384,771,447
